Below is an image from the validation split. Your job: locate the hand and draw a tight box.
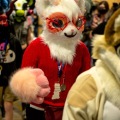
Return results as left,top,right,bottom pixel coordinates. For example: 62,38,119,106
10,67,50,104
30,69,50,104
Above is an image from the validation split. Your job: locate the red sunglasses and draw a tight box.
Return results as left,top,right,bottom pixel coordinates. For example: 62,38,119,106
46,12,86,33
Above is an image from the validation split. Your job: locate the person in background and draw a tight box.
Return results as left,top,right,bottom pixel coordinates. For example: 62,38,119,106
0,1,23,120
0,13,23,120
31,8,39,37
9,0,32,53
97,1,109,20
90,0,109,37
92,2,120,35
82,4,100,65
82,0,109,66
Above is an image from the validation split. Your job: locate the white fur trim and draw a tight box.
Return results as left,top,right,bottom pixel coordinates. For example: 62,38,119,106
99,49,120,81
10,68,40,103
95,60,120,109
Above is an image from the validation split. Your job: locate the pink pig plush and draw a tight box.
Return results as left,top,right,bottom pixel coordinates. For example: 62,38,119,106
10,68,50,104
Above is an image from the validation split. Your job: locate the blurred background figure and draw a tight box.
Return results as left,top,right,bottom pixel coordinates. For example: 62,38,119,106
89,0,109,36
0,0,23,120
92,2,120,35
10,0,30,53
92,0,109,34
9,1,36,119
82,0,109,66
9,0,36,53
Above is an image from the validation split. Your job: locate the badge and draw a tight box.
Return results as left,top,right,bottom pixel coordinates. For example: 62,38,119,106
52,83,61,100
60,84,66,92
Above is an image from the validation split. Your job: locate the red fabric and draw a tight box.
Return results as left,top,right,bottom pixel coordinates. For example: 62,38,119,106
21,37,91,107
44,105,63,120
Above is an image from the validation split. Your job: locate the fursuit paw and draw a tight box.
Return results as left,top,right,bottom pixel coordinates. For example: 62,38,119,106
10,67,50,104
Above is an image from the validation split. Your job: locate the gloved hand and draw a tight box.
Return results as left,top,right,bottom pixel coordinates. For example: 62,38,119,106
10,68,50,104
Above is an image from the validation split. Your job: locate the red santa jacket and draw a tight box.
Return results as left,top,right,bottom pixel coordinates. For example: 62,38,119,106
21,37,91,107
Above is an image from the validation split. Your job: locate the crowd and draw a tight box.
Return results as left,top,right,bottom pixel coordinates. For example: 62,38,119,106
0,0,120,120
0,0,38,120
83,0,120,65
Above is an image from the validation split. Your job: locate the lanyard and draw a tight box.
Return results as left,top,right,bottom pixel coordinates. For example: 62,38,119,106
57,61,67,92
52,61,67,100
57,61,67,82
58,62,65,78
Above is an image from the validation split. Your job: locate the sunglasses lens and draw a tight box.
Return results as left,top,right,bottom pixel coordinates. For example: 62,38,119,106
75,17,86,30
52,19,64,28
76,18,82,27
46,12,68,33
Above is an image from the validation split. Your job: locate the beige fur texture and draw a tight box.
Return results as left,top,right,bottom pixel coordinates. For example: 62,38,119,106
10,68,42,103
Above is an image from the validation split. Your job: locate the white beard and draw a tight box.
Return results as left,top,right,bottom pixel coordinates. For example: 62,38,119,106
41,31,80,64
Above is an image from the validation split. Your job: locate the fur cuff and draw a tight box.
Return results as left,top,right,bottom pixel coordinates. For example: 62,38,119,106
9,67,40,103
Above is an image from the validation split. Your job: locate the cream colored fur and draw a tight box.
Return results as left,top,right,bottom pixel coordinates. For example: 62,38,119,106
95,60,120,108
91,9,120,108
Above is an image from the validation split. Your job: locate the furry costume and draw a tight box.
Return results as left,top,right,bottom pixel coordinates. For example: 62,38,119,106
62,8,120,120
9,0,91,120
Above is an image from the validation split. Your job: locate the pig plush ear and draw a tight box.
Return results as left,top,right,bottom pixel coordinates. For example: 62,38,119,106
74,0,86,14
35,0,61,17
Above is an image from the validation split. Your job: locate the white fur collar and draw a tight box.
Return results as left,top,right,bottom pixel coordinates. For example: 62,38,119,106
99,49,120,83
95,60,120,108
